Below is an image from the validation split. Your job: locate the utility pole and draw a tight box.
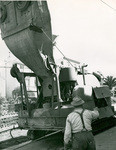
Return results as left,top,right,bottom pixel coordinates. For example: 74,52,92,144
5,61,7,99
0,64,11,99
0,52,11,99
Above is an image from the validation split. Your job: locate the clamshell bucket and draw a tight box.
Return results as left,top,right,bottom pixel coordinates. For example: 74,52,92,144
0,1,53,78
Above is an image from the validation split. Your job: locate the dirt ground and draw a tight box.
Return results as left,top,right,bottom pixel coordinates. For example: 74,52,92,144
0,127,116,150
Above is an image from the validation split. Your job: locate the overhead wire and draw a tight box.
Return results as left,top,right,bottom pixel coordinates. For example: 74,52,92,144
37,2,76,68
99,0,116,11
42,29,75,67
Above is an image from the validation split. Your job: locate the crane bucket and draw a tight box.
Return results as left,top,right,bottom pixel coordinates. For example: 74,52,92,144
0,1,53,78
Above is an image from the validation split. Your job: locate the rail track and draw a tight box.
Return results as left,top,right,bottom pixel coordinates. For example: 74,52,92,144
0,129,63,150
3,130,64,150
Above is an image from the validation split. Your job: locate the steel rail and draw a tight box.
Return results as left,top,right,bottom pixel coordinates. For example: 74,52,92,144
13,130,62,150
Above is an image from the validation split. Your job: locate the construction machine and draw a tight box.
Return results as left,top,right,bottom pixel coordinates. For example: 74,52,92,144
0,1,115,139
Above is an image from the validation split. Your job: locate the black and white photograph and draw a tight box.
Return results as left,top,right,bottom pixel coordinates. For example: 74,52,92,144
0,0,116,149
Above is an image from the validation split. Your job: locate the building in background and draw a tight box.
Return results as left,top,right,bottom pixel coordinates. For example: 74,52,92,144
0,58,19,99
0,53,33,99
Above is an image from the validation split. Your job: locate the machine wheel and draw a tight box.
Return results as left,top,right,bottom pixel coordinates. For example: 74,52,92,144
27,130,46,140
27,130,36,140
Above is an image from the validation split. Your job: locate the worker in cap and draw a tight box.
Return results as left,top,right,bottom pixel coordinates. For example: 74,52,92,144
64,96,99,150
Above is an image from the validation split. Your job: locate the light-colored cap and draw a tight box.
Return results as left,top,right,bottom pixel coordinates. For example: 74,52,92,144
71,96,85,106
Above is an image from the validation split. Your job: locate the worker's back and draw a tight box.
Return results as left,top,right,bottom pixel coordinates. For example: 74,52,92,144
67,108,99,133
64,96,99,150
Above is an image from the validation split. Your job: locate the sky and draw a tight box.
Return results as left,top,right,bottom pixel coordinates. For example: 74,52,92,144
1,0,116,77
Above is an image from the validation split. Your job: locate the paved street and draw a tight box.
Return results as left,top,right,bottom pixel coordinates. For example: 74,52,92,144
95,127,116,150
3,126,116,150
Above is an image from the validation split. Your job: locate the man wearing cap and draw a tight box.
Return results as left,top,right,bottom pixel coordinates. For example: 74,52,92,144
64,96,99,150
